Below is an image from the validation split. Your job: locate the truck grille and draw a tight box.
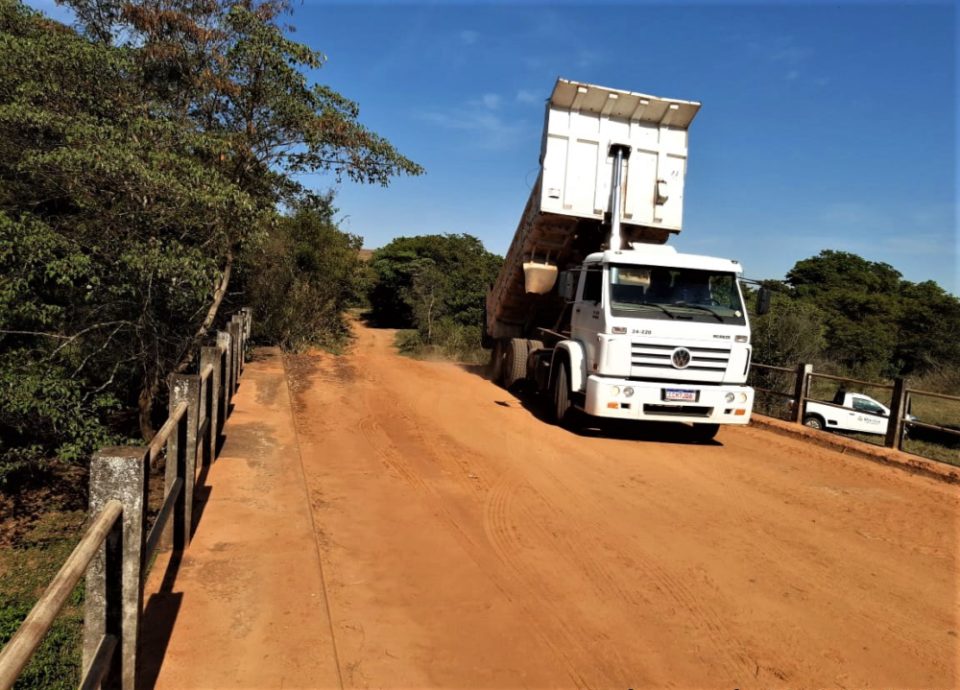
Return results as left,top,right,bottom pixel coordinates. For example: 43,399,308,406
630,342,731,382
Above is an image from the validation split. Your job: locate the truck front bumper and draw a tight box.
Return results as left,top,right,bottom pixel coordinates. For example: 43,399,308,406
581,376,754,425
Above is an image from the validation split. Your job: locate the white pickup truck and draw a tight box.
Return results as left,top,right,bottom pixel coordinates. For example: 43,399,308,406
802,390,894,435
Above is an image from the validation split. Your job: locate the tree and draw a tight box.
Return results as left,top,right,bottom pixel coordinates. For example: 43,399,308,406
781,250,960,380
368,235,502,359
751,293,827,369
59,0,423,426
1,0,256,461
894,280,960,376
369,235,501,330
786,250,902,376
1,0,421,482
242,198,367,351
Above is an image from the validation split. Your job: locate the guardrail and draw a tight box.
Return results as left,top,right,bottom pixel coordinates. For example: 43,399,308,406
748,360,960,459
0,308,252,690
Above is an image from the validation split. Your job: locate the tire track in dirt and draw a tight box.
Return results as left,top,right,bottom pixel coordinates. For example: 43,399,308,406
351,392,595,688
352,344,900,686
484,469,762,684
288,323,958,689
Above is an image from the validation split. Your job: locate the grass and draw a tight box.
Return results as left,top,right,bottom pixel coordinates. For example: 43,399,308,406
749,371,960,466
900,390,959,466
394,329,489,365
901,438,960,466
0,511,85,689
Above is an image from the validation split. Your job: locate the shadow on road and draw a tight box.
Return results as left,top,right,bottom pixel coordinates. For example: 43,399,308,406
457,361,722,447
138,445,220,688
138,553,184,690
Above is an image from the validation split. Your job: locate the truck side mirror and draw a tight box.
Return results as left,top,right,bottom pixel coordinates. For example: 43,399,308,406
756,286,772,315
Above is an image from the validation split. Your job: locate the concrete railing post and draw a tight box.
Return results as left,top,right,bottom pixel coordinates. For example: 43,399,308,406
200,346,220,466
84,447,148,690
217,330,231,432
229,318,242,395
791,363,813,424
885,377,907,449
164,374,200,550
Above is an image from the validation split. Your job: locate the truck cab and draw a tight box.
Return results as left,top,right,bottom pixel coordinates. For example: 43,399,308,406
551,246,753,433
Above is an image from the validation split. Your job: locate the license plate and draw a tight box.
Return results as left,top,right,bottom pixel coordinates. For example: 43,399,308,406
664,388,698,402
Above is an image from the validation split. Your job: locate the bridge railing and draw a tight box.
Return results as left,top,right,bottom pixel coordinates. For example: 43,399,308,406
0,308,252,690
748,360,959,463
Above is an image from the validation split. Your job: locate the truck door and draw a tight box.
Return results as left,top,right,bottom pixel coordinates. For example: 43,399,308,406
850,395,888,434
572,264,604,374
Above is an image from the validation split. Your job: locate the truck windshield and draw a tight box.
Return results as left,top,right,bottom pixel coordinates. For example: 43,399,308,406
608,265,746,324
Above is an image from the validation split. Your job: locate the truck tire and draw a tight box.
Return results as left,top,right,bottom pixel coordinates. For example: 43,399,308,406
803,415,824,430
481,304,493,349
489,340,505,383
503,338,528,389
690,423,719,443
551,359,575,427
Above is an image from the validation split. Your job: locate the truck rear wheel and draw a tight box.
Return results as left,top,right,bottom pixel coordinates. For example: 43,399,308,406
551,359,575,427
803,415,824,430
503,338,528,389
489,340,505,383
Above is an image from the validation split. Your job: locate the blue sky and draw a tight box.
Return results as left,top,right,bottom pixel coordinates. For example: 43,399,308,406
28,0,958,293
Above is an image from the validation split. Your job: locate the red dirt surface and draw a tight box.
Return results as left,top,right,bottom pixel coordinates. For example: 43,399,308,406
145,322,959,688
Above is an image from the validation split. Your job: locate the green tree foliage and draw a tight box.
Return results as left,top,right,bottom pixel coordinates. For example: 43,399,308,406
0,0,255,475
58,0,422,403
368,235,502,360
751,293,827,369
0,0,420,483
894,280,960,376
786,250,902,376
242,198,368,351
743,249,960,388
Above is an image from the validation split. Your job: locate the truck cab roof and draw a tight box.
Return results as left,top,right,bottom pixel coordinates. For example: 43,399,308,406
585,247,743,274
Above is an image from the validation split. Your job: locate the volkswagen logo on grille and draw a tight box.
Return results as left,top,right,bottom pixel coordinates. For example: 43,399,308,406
671,347,692,369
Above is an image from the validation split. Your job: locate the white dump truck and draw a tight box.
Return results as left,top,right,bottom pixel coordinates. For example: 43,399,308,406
485,79,758,441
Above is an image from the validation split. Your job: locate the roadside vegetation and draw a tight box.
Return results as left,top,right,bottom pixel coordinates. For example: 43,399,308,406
0,0,419,685
748,250,959,463
366,234,502,363
0,0,419,488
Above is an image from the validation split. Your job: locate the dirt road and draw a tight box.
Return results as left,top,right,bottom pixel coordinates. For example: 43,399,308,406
282,322,958,689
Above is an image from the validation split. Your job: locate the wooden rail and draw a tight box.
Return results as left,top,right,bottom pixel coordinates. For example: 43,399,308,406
0,308,252,690
0,502,122,689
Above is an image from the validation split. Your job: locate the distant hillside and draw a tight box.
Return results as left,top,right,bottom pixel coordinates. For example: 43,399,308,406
358,248,374,262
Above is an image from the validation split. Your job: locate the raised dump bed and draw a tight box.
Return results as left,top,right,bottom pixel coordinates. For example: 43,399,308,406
487,79,701,340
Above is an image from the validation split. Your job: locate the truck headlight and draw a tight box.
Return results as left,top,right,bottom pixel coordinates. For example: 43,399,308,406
725,392,735,403
611,386,620,396
623,387,634,397
738,392,748,403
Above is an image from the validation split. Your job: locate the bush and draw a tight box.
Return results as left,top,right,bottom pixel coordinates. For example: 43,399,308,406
242,201,368,352
368,234,501,361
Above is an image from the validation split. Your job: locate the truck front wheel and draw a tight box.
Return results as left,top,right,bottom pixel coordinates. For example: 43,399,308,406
551,359,575,427
690,423,719,443
803,415,824,430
